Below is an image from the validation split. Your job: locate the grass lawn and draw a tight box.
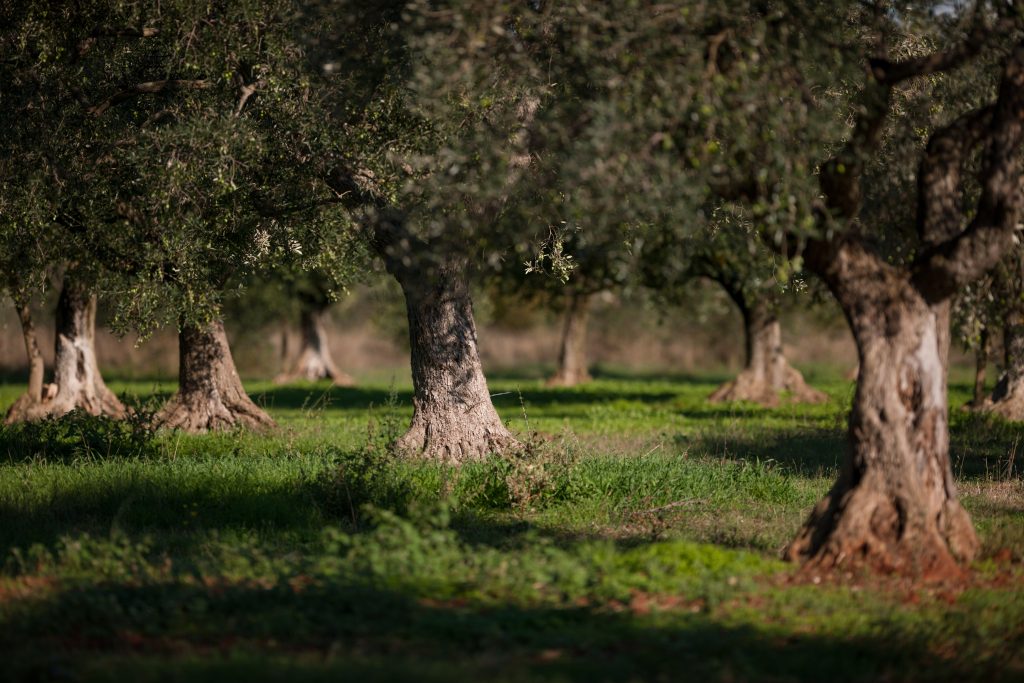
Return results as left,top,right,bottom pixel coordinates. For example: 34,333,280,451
0,367,1022,682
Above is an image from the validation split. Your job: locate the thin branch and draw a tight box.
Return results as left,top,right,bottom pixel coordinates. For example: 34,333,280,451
233,80,262,117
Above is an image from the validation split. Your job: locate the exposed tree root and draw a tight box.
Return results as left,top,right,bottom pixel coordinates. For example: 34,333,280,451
785,474,978,582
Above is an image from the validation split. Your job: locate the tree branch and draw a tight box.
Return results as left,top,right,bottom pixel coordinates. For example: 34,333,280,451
916,105,995,247
912,42,1024,303
821,6,1019,221
869,7,1019,85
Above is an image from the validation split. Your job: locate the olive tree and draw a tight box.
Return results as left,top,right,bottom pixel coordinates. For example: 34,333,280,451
478,0,1024,576
1,0,359,431
0,5,127,422
954,249,1024,418
642,210,827,406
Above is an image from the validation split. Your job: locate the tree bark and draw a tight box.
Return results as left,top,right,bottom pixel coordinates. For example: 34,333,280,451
6,281,124,422
983,312,1024,420
788,241,978,579
547,291,593,387
274,306,355,385
4,301,51,423
385,255,517,463
155,319,275,433
965,328,989,409
708,296,826,406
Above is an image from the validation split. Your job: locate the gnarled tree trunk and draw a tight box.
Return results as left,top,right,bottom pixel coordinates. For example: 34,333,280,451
156,319,275,433
385,254,517,463
787,242,977,579
4,301,50,423
547,291,592,387
709,296,826,406
6,281,124,422
275,306,354,385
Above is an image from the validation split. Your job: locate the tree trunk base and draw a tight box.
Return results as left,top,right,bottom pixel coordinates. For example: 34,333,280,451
274,365,356,386
4,283,125,424
980,394,1024,420
3,383,58,424
155,391,275,433
709,362,827,406
395,407,519,464
784,473,978,581
273,309,355,386
155,319,276,434
9,384,125,422
545,367,592,387
975,375,1024,420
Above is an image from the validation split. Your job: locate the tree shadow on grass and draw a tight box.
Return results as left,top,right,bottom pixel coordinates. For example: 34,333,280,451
3,576,1015,682
678,429,845,477
253,384,682,414
684,419,1024,482
0,479,328,555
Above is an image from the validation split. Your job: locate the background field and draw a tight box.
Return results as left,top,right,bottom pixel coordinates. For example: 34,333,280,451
0,369,1022,682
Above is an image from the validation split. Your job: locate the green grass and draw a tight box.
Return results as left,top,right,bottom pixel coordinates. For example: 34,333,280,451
0,371,1022,682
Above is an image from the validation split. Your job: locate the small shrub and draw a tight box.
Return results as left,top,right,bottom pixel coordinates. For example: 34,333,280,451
309,391,413,527
462,431,592,514
0,403,159,463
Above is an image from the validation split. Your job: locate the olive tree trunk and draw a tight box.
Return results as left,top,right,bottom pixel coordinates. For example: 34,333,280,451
965,328,990,409
709,296,826,406
156,319,275,432
4,301,50,423
6,281,124,422
547,291,592,387
386,255,517,463
787,242,978,578
983,313,1024,419
275,307,354,386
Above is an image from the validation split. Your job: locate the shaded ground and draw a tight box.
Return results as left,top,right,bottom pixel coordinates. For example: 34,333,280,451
0,372,1021,682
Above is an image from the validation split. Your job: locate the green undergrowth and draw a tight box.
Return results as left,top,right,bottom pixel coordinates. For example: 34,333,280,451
0,373,1022,681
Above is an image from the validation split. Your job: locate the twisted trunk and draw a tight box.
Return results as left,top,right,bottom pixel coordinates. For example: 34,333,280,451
275,307,354,385
4,301,49,423
709,296,826,406
386,255,517,463
788,241,977,578
547,291,592,387
6,280,124,422
156,319,274,432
